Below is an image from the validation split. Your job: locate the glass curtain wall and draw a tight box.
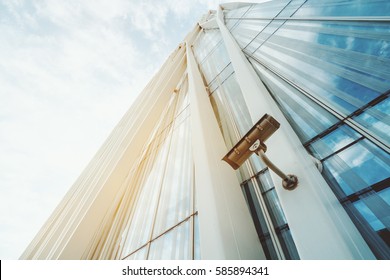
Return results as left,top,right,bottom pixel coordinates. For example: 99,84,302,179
225,0,390,259
241,169,300,260
193,27,299,259
91,78,199,260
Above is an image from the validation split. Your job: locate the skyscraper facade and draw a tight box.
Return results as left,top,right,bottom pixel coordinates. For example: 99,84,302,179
21,0,390,260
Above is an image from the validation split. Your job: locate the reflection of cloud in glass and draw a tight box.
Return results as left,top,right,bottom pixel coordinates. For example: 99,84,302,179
379,41,390,57
337,140,389,185
322,138,390,196
354,97,390,143
356,114,390,138
324,160,355,196
348,148,370,167
310,125,359,159
294,1,390,17
346,37,354,50
279,19,389,113
268,20,389,115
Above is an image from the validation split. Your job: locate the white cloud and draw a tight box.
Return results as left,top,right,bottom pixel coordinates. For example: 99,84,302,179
130,1,169,39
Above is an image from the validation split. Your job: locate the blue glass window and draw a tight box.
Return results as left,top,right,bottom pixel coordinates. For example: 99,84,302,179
354,96,390,144
237,19,390,116
322,139,390,196
295,0,390,17
353,199,386,232
210,74,253,140
351,190,390,248
309,124,390,258
242,179,279,260
251,61,339,142
309,125,361,159
379,188,390,206
242,170,300,260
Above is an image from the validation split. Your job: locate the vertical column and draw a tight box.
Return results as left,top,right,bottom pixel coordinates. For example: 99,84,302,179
186,39,264,260
216,6,375,259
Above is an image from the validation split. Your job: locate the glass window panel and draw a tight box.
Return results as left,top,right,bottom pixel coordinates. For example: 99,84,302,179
277,0,306,17
224,4,254,20
231,20,271,50
379,188,390,206
255,169,274,193
243,19,390,118
249,154,267,174
153,117,192,236
213,74,253,136
242,178,299,259
173,108,190,131
141,93,181,159
295,0,390,17
120,136,171,256
119,91,190,258
224,5,254,32
317,34,390,60
276,227,300,260
263,235,279,260
251,61,339,142
209,92,239,150
148,221,191,260
226,18,240,31
309,125,361,159
199,41,230,85
193,214,201,260
263,189,288,227
207,63,234,88
353,200,386,232
359,192,390,230
354,97,390,144
323,139,390,196
192,30,222,65
242,181,278,259
217,64,235,85
253,43,381,114
245,20,285,54
243,180,270,235
371,189,390,246
238,162,251,183
345,199,390,259
275,21,390,60
209,73,254,152
244,0,290,18
123,245,148,260
209,80,218,94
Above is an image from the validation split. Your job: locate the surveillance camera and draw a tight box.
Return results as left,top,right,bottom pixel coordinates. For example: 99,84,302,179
222,114,280,170
222,114,298,190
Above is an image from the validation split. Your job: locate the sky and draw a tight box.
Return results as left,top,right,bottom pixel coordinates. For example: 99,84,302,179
0,0,241,259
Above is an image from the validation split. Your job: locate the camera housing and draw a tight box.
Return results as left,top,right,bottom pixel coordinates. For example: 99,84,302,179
222,114,280,170
222,114,298,190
